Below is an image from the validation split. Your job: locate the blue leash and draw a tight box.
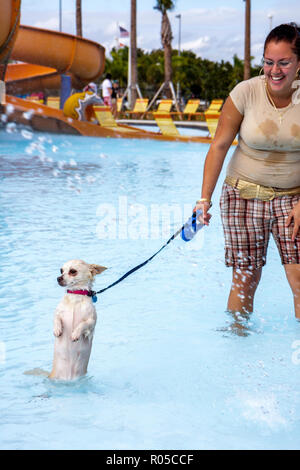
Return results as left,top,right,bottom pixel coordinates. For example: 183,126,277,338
91,210,203,302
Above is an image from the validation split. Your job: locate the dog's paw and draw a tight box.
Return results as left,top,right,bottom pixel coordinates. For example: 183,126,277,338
71,329,81,342
53,326,63,337
83,328,92,339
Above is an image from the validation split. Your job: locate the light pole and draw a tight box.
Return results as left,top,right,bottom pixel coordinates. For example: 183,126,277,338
59,0,62,32
58,0,71,108
176,14,181,56
267,13,273,31
243,0,251,80
175,14,181,106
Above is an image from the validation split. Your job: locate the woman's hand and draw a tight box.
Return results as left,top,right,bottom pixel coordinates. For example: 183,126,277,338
193,200,212,226
286,200,300,241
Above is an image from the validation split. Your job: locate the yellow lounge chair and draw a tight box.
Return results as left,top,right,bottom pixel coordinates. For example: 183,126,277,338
153,112,179,136
127,98,149,116
47,96,60,109
202,101,223,137
183,99,200,115
206,99,223,112
156,99,173,113
204,111,220,138
143,99,173,118
171,99,201,120
204,107,238,143
93,105,118,127
93,105,146,135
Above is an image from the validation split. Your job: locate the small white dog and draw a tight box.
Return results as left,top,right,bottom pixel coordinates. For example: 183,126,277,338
49,259,107,380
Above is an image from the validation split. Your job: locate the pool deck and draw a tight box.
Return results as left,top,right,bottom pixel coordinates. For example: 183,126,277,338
117,119,209,131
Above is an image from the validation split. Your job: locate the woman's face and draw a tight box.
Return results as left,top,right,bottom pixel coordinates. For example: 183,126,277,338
263,40,300,97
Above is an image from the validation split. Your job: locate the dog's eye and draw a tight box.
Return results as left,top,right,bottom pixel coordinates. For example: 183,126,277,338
69,269,77,276
60,269,63,274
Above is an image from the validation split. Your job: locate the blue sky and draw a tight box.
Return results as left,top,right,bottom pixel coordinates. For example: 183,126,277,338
20,0,300,65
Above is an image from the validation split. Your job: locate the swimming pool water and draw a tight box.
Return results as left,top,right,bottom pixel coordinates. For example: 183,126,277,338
1,125,300,450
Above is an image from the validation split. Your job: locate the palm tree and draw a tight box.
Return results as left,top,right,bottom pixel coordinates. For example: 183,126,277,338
244,0,251,80
154,0,175,98
76,0,82,37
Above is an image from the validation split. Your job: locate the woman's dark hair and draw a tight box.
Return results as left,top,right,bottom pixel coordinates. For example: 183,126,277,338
264,22,300,59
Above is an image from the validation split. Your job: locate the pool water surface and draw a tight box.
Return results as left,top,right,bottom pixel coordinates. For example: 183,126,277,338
0,125,300,450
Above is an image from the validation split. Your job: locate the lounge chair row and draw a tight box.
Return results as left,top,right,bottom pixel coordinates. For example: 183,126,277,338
42,96,223,139
44,96,223,118
118,98,223,119
93,106,221,139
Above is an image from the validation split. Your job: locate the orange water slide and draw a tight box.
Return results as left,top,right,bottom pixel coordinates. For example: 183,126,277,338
0,0,21,80
6,25,106,94
0,0,105,94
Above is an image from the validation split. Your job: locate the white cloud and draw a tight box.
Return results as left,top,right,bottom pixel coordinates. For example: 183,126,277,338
33,17,59,30
103,22,120,37
182,36,211,53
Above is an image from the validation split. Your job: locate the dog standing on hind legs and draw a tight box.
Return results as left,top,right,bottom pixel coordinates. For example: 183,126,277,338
49,260,107,381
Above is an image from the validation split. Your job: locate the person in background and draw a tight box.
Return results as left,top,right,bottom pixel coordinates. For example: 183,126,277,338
101,73,113,108
83,82,99,95
111,80,120,117
195,23,300,320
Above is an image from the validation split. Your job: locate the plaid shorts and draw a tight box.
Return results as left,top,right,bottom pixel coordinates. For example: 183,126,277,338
220,182,300,269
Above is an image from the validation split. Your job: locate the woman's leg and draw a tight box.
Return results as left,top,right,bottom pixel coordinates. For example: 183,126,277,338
227,267,262,314
284,264,300,319
271,195,300,319
220,184,268,314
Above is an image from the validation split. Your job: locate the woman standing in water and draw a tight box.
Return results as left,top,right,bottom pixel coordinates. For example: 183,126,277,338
196,24,300,319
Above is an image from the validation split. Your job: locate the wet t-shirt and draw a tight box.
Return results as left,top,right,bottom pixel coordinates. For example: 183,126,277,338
227,76,300,188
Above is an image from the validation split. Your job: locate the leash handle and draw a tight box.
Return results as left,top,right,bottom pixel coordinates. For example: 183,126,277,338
181,209,203,242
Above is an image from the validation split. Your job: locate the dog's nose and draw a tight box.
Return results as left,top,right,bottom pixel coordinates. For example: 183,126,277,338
57,276,63,285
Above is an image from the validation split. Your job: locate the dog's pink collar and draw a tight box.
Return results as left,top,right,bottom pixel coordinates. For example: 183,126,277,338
67,289,98,303
67,289,90,296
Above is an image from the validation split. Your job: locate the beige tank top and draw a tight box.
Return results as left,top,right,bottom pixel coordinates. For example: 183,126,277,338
227,76,300,188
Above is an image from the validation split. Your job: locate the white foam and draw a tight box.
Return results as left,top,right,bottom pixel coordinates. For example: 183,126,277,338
240,392,287,429
21,129,33,140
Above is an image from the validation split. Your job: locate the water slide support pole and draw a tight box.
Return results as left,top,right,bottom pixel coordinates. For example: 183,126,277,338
60,74,72,109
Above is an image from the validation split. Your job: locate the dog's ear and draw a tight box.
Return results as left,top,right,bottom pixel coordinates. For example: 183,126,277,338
89,264,107,276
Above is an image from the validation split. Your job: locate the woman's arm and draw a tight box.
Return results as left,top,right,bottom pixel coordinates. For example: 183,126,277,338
196,96,243,225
